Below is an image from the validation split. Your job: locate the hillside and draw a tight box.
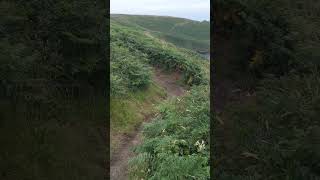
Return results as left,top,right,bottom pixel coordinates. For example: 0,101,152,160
111,14,210,53
110,15,210,179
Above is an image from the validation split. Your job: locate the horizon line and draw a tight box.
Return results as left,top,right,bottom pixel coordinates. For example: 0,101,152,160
110,13,210,22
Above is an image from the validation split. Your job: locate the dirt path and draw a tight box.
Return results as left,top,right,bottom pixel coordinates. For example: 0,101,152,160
110,68,186,180
152,68,186,97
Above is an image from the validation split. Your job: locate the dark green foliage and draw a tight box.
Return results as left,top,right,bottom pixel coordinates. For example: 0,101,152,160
129,86,210,179
0,0,107,100
215,71,320,180
214,0,320,76
221,0,320,74
0,0,107,179
214,0,320,179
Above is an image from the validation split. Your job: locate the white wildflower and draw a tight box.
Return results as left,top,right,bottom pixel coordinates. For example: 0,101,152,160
194,140,206,152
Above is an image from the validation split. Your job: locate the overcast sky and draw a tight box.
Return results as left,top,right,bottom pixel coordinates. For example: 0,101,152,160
110,0,210,21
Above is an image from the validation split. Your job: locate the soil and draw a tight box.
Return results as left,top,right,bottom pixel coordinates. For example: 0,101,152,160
110,67,186,180
152,68,186,97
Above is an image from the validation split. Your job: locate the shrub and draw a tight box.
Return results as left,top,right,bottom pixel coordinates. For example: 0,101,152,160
111,22,209,86
129,86,210,179
215,69,320,179
110,44,151,96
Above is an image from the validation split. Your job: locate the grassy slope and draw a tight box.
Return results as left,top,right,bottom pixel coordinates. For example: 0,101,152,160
111,15,210,178
110,16,209,160
129,85,210,179
110,19,209,85
110,83,166,156
111,14,210,52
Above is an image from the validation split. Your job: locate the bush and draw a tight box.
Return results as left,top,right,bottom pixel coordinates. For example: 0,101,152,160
110,44,151,96
215,69,320,179
111,22,209,86
129,86,210,179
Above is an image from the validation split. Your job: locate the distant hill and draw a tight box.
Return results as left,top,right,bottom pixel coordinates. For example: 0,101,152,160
110,13,210,179
110,14,210,53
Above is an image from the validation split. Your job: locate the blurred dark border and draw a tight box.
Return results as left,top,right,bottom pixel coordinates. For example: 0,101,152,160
0,0,110,179
210,0,214,178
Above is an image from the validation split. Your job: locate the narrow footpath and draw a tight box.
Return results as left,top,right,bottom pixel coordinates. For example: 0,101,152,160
110,67,186,180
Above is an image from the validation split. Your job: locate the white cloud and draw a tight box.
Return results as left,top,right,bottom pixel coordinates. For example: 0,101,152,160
110,0,210,21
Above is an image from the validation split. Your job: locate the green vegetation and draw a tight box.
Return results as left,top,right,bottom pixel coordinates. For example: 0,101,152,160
110,82,166,156
219,71,320,179
0,1,107,179
111,14,210,52
213,0,320,179
110,23,166,157
111,20,209,86
129,86,210,179
110,14,210,179
111,44,152,94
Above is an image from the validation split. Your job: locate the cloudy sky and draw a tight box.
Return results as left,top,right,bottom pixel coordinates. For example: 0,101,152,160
110,0,210,21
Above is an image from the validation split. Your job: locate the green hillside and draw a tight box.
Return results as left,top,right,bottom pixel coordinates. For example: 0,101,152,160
111,14,210,53
110,16,210,179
